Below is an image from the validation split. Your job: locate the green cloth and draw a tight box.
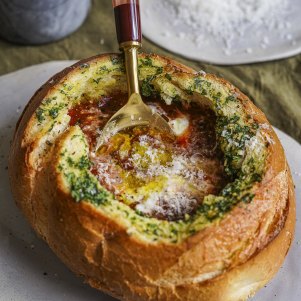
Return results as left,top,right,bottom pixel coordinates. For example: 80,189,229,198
0,0,300,143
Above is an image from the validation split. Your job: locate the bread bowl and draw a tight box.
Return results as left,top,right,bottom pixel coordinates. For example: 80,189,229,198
9,53,295,301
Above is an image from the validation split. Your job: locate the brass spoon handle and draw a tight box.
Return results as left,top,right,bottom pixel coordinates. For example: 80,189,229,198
112,0,142,97
122,44,140,96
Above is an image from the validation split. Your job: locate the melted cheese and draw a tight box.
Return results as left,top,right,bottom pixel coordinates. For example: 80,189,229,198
169,117,189,136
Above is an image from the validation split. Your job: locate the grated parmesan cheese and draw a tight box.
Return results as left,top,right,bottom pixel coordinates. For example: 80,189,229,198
94,127,217,220
161,0,292,54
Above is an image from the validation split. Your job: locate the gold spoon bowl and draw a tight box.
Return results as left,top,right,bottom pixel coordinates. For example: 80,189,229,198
96,92,174,148
96,0,174,150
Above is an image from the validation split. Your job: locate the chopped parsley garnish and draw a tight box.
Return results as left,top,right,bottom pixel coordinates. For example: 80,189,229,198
49,107,60,119
36,108,45,123
141,75,156,97
165,73,172,81
66,171,108,206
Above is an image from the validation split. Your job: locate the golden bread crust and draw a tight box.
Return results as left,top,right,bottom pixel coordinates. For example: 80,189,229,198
9,53,295,301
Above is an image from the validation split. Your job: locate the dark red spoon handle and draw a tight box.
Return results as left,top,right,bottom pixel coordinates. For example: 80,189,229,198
112,0,142,45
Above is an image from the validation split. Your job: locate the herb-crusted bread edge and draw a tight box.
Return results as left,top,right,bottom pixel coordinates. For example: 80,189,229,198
9,53,295,301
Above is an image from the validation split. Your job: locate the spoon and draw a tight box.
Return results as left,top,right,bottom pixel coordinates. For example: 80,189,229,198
96,0,174,150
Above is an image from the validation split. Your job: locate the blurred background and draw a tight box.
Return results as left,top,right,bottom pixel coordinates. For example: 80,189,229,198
0,0,300,143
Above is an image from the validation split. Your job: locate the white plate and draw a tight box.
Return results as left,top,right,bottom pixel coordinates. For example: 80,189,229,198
140,0,301,65
0,62,300,300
